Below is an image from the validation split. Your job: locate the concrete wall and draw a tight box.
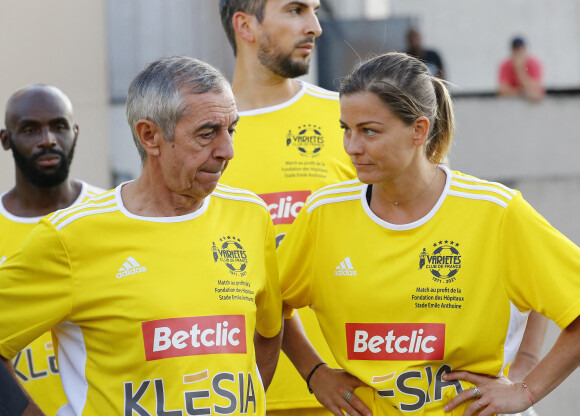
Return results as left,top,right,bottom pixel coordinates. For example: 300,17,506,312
106,0,235,101
0,0,110,191
449,95,580,245
450,95,580,183
449,95,580,415
106,0,237,184
388,0,580,92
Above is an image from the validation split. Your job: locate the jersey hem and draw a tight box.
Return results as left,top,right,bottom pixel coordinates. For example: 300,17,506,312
554,299,580,329
256,317,283,339
0,344,19,360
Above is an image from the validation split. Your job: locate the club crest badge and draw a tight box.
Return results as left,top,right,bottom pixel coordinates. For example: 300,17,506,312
419,240,462,283
286,124,325,156
212,236,248,277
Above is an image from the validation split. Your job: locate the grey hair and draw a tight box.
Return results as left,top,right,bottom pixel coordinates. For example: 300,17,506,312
126,55,230,161
219,0,267,56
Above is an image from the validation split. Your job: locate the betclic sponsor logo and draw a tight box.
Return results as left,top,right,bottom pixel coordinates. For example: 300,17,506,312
346,323,445,361
259,190,310,225
142,315,246,361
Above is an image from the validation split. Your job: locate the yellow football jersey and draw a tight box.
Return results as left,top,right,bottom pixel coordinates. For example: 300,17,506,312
0,181,103,415
279,166,580,415
0,184,281,415
220,81,356,413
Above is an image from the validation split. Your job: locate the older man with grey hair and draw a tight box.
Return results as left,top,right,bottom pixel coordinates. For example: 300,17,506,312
0,56,282,415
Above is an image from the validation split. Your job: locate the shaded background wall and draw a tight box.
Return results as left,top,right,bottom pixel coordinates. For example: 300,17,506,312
0,0,578,413
388,0,580,92
0,0,110,190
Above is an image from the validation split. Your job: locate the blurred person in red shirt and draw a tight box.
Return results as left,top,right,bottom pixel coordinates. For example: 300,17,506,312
498,36,544,102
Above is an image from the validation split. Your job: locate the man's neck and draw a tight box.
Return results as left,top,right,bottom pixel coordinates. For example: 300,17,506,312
2,178,82,218
121,167,205,218
232,58,302,111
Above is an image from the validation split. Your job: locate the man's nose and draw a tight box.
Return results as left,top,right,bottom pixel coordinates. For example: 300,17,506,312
39,127,57,148
215,130,235,161
304,9,322,38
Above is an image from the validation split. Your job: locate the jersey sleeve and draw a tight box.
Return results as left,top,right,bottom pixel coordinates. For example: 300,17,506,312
254,214,282,338
278,204,316,314
0,219,73,359
500,193,580,329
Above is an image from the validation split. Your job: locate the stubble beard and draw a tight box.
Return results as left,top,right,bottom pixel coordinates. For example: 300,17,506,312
258,34,312,79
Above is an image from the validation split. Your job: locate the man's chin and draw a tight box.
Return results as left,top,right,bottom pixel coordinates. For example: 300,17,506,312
27,172,69,189
31,180,67,189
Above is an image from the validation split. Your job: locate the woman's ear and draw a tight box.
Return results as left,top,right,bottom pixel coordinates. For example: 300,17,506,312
413,116,430,146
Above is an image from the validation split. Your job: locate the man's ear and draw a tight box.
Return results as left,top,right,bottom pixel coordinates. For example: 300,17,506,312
232,11,255,43
0,130,10,151
135,119,163,157
71,124,80,147
413,116,430,147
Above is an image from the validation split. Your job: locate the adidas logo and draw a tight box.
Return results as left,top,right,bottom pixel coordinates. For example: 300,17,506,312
0,256,6,267
334,257,357,276
116,256,147,279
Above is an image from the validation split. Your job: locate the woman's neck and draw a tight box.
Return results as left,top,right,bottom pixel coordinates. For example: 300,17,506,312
368,165,446,224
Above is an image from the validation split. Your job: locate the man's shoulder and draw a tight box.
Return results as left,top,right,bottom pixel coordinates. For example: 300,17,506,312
212,184,269,212
280,81,340,115
301,81,339,101
239,81,338,117
304,179,363,214
79,181,107,198
75,180,108,204
46,189,118,231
